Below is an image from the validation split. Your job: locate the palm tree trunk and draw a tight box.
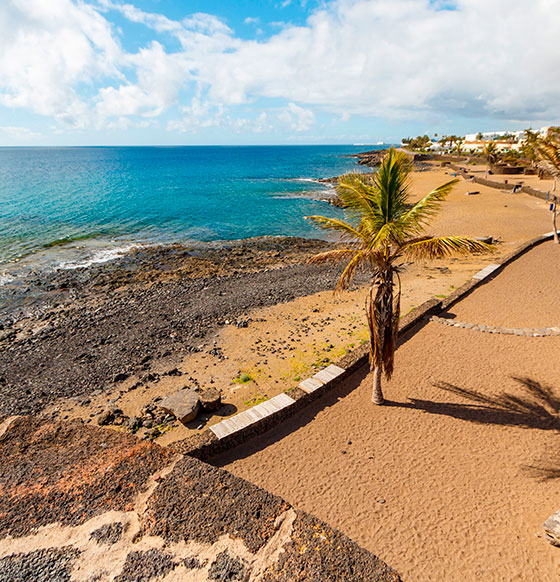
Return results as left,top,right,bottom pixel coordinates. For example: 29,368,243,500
553,199,559,244
372,365,384,405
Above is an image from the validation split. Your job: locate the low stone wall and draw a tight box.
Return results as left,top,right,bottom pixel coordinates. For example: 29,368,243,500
446,163,551,199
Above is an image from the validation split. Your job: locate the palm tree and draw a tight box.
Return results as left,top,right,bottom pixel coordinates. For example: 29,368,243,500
534,129,560,243
306,148,492,404
483,141,498,175
535,129,560,180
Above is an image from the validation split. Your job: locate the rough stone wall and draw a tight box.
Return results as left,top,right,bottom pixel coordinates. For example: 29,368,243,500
0,417,402,582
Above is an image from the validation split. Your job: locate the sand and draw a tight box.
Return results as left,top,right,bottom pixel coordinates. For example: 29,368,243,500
46,162,554,448
214,241,560,582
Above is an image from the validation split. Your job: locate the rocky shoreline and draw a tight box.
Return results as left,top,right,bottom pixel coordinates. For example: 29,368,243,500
0,237,364,417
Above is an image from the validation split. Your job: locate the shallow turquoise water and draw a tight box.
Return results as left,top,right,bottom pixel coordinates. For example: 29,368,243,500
0,145,382,272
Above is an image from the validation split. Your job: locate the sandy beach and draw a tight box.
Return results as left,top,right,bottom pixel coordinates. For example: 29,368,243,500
0,160,554,444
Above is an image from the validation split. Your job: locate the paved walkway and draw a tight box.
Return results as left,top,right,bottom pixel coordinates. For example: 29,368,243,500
215,241,560,582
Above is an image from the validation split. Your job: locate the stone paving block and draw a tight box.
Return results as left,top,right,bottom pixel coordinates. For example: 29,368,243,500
299,378,324,394
210,393,295,439
312,364,346,385
472,263,501,280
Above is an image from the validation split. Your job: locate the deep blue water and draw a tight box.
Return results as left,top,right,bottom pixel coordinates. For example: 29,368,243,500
0,145,383,276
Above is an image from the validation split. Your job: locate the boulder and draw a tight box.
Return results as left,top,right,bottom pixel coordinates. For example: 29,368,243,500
158,389,201,424
543,510,560,546
200,389,222,412
97,410,114,426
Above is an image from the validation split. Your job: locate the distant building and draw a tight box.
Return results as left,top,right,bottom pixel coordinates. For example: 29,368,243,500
464,130,526,142
461,139,522,153
462,126,556,153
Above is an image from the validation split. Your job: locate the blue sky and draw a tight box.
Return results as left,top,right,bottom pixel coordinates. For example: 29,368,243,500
0,0,559,146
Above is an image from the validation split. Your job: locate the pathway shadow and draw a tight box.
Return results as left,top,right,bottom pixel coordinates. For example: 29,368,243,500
390,377,560,431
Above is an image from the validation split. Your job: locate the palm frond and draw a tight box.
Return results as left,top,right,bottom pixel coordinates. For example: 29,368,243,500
401,235,493,261
336,250,369,292
399,179,459,234
373,149,413,223
536,133,560,179
305,215,365,243
307,248,360,266
336,176,386,230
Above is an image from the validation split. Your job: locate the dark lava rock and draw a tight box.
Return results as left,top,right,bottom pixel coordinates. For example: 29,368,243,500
142,455,289,553
0,547,79,582
0,417,173,538
96,410,114,426
114,549,176,582
200,389,222,412
89,522,124,545
208,551,246,582
0,239,365,417
183,557,204,570
259,512,402,582
112,372,129,383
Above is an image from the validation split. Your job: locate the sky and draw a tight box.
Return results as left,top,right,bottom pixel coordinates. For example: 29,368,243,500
1,0,559,146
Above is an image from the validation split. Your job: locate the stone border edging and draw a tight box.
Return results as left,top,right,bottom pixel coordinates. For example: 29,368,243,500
430,315,560,337
170,232,555,461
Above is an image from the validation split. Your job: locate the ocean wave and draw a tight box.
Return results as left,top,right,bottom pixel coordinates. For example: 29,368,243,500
56,244,142,270
42,233,102,249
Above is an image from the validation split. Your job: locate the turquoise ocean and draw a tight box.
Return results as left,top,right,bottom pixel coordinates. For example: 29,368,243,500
0,145,384,283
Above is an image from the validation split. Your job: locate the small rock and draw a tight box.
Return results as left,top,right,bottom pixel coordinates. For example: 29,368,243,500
200,388,222,412
543,510,560,546
128,416,141,431
158,388,201,424
113,372,129,383
97,410,115,426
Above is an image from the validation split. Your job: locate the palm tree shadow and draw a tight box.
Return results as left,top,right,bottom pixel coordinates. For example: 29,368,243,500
396,376,560,431
523,457,560,482
392,377,560,480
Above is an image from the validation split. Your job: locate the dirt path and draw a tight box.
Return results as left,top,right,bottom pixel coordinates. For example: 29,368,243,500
214,241,560,582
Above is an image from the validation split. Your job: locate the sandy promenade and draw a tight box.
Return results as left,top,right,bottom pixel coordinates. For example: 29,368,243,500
214,241,560,582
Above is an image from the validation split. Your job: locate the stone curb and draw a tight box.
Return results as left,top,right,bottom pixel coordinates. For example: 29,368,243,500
431,315,560,337
171,232,555,461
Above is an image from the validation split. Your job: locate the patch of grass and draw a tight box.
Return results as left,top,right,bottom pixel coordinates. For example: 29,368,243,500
244,394,269,407
234,372,253,384
149,423,175,440
435,294,447,299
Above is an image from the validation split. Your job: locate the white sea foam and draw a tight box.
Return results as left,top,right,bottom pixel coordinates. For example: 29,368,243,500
57,244,141,270
0,273,14,286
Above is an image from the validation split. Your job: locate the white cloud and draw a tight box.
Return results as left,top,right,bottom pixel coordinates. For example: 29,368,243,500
197,0,560,122
0,125,41,141
0,0,122,126
1,0,560,137
278,103,315,131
